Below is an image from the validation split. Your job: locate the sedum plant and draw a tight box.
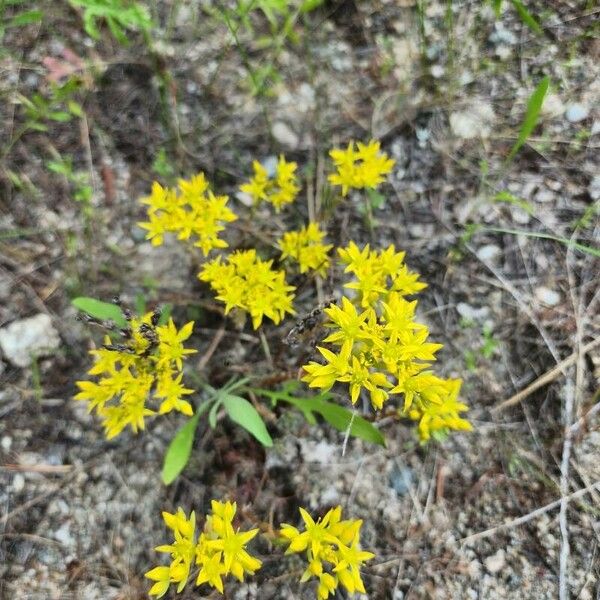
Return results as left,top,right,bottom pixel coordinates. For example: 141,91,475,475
145,500,261,597
145,501,374,600
74,308,196,438
199,249,296,329
75,138,471,446
281,505,374,599
73,138,472,598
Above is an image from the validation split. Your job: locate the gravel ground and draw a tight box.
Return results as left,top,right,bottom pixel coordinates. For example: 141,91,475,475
1,1,599,598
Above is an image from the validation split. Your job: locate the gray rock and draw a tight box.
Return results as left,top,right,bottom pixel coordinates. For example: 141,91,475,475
476,244,501,263
534,188,555,203
450,103,495,139
535,286,561,307
484,549,506,573
588,175,600,200
0,313,60,368
566,103,589,123
489,24,517,46
299,440,337,464
389,463,414,496
457,302,490,322
271,121,299,149
53,522,73,547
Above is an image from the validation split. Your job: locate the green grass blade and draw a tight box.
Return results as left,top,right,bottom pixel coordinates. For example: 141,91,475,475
483,227,600,258
510,0,542,35
507,75,549,161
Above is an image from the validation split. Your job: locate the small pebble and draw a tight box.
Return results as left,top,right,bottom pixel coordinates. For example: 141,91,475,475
534,189,554,203
271,121,299,149
484,549,506,573
535,286,561,307
13,473,25,493
1,435,11,452
0,314,60,368
565,103,589,123
476,244,501,262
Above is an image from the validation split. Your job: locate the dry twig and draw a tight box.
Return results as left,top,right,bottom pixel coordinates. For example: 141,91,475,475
492,337,600,413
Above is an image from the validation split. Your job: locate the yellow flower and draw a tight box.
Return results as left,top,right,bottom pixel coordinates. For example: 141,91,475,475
279,222,332,276
199,249,296,329
299,243,471,432
405,378,473,441
302,341,353,392
74,312,196,439
146,508,196,597
156,318,197,371
138,173,237,256
239,160,269,204
281,506,374,599
239,155,299,211
147,500,262,597
328,140,395,196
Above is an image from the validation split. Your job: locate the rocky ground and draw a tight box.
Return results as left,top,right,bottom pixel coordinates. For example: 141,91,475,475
1,1,599,599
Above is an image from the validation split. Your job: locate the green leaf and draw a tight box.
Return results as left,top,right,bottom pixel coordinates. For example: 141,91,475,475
252,384,386,447
134,293,146,316
72,297,127,327
6,9,43,27
366,188,386,210
208,399,220,428
300,0,324,12
492,0,503,16
158,303,172,326
68,100,83,117
161,403,210,485
310,399,386,447
222,394,273,447
508,75,549,161
510,0,542,35
49,111,72,122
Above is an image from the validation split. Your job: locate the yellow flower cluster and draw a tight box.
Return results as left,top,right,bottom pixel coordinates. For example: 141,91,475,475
145,501,261,598
138,173,237,255
239,155,300,211
75,312,196,439
328,140,395,196
278,222,332,276
281,506,374,600
301,243,471,441
199,249,296,329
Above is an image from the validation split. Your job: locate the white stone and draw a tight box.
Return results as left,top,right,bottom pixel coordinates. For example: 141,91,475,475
12,473,25,493
271,121,299,149
1,436,12,452
588,175,600,200
0,313,60,368
476,244,501,262
535,286,561,307
565,103,589,123
299,440,337,464
53,522,74,547
484,549,506,573
534,189,554,203
457,302,490,322
450,103,495,139
430,64,445,78
512,207,531,224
